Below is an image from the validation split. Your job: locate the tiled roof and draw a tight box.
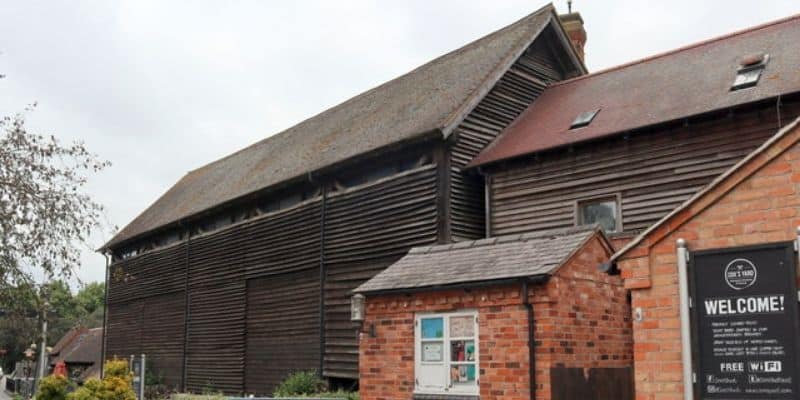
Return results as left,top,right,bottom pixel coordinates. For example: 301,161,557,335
471,13,800,167
50,327,103,365
103,4,577,250
355,225,604,293
50,327,86,357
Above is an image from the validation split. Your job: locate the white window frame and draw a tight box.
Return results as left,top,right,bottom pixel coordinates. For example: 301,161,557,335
414,310,479,396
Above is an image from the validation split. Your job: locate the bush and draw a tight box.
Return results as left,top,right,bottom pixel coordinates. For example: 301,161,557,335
273,371,326,397
35,375,74,400
67,360,136,400
103,360,131,381
143,384,174,400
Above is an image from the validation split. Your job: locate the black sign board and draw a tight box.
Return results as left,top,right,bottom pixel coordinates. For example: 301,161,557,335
690,242,800,399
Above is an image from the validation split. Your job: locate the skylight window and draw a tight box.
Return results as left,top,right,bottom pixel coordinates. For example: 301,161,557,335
569,109,600,129
731,53,769,91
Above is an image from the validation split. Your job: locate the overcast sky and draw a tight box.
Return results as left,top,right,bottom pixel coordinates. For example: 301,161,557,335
2,0,799,287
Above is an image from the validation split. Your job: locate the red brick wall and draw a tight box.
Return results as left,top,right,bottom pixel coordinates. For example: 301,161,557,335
359,234,632,400
360,285,530,400
534,235,633,399
618,127,800,400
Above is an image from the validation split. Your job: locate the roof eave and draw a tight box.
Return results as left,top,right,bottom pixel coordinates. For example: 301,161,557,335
467,92,800,170
101,128,444,252
354,274,550,297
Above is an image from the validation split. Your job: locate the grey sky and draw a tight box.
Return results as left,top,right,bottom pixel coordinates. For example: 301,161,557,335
2,0,799,286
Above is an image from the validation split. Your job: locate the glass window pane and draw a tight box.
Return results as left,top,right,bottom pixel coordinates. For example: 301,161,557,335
732,68,762,90
421,318,444,339
580,200,617,232
450,340,475,362
421,341,443,362
449,316,474,337
450,365,476,384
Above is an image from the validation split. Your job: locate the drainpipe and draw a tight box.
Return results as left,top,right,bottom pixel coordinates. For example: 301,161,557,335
101,253,110,378
676,239,694,400
521,280,536,399
181,224,191,392
319,186,328,378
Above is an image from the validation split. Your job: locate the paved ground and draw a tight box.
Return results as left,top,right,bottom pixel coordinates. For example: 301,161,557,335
0,376,11,400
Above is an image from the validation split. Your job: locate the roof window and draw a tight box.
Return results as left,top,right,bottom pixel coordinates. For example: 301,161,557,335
569,109,600,129
731,53,769,91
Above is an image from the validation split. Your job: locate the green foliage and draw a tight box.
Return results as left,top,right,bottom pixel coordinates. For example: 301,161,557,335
273,371,326,397
67,360,135,400
74,282,105,315
143,384,173,400
0,280,105,372
144,368,164,386
103,360,131,380
1,105,111,285
143,368,171,400
199,382,222,396
34,375,74,400
0,282,38,372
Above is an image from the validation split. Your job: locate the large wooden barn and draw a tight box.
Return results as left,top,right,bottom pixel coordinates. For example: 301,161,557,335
100,5,587,394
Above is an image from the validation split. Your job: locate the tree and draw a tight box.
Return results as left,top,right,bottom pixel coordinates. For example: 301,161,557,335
0,282,39,372
0,105,110,286
0,280,106,372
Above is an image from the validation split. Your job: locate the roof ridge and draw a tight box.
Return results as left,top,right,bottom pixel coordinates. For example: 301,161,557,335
188,4,558,177
440,3,562,135
550,12,800,88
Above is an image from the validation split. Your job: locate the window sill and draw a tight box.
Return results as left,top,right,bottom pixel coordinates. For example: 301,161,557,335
413,393,479,400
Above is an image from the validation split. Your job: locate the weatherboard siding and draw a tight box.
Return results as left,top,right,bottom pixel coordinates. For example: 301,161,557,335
449,34,567,241
488,100,800,236
323,165,439,379
104,164,441,394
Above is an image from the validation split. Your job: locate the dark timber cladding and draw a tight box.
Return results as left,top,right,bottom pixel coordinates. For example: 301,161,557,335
323,165,438,378
105,242,186,387
487,100,800,236
102,4,585,395
448,34,566,241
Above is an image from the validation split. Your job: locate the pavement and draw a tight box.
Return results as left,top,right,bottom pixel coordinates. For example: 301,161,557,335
0,376,11,400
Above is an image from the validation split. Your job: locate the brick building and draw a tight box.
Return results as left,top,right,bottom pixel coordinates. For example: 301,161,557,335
355,226,631,400
613,118,800,399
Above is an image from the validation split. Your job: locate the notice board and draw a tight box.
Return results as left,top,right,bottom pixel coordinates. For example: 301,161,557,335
690,242,800,399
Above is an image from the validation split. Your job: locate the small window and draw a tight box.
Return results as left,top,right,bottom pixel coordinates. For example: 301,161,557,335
731,53,769,91
415,311,479,395
569,109,600,129
577,197,620,232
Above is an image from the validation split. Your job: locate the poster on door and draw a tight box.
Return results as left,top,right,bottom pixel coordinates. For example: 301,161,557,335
690,242,800,399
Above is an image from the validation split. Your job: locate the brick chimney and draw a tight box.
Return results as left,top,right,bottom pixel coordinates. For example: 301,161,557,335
559,12,587,63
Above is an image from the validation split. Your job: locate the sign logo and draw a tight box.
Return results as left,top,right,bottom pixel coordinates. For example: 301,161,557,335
749,361,782,373
724,258,757,290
